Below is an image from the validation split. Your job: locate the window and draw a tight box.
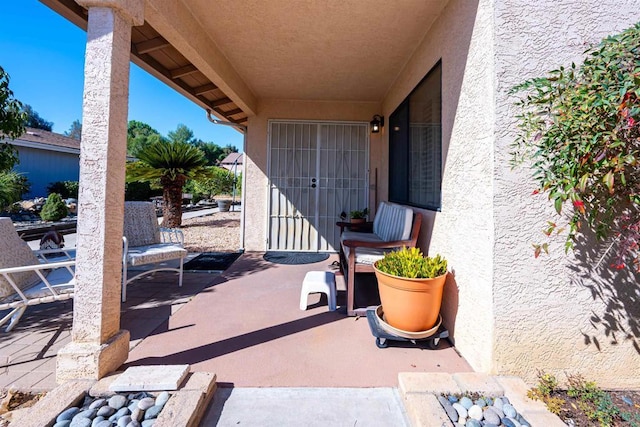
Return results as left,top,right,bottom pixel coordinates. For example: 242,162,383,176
389,62,442,211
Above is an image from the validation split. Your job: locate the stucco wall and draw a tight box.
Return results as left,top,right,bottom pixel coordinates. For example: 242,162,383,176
243,100,380,252
383,0,496,372
493,0,640,387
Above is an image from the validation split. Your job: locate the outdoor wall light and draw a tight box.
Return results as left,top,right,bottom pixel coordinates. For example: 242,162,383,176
370,115,384,133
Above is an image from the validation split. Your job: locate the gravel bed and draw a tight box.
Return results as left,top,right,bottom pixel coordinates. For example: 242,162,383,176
179,210,241,253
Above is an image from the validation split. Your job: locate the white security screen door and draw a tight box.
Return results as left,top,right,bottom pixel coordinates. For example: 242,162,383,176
268,121,369,251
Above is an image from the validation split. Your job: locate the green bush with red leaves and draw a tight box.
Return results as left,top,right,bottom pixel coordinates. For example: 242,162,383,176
511,23,640,271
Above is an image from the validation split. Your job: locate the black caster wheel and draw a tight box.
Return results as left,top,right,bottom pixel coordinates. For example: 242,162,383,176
428,338,440,350
376,337,388,348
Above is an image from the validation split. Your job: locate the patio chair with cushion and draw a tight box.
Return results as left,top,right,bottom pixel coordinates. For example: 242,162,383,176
0,218,75,332
337,201,422,316
121,201,187,302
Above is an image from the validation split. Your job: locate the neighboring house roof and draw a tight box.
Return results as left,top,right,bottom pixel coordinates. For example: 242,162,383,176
4,128,80,155
220,152,243,165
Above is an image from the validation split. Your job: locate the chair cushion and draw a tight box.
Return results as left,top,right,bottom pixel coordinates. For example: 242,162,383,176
0,218,41,300
374,203,413,242
123,202,162,247
342,245,393,265
126,244,187,267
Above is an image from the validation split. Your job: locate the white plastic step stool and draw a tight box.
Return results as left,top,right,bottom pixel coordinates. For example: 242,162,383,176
299,271,337,311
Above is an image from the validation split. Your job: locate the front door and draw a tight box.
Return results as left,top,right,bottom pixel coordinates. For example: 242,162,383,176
268,121,369,251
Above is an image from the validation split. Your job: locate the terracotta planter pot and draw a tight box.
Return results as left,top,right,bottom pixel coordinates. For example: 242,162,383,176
373,263,447,332
350,218,366,224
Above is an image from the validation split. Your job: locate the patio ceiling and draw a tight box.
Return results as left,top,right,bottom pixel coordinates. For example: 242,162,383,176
41,0,448,123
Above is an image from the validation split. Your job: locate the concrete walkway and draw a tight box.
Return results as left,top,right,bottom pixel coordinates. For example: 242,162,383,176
202,387,410,426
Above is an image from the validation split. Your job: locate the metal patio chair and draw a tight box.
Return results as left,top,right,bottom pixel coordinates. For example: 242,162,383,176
121,201,187,302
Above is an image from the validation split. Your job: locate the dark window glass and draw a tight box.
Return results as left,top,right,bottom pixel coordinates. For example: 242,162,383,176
389,62,442,210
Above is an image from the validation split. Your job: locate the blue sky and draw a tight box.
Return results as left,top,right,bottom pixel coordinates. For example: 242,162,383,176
0,1,244,150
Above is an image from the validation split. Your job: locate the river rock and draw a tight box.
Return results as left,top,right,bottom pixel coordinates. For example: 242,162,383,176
138,397,155,411
516,413,531,426
144,405,163,420
467,405,483,420
452,402,468,419
503,403,517,418
89,399,106,410
493,397,504,410
460,396,473,409
155,391,170,407
131,407,143,422
57,407,81,422
91,417,105,427
465,419,481,427
110,407,131,421
74,409,96,420
96,406,115,417
483,407,501,425
69,417,92,427
109,394,128,410
502,417,517,427
117,415,133,427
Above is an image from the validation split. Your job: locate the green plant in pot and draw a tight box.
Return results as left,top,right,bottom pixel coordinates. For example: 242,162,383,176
373,247,447,332
349,208,368,223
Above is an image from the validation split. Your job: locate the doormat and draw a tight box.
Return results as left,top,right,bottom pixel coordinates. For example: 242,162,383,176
184,252,242,271
263,251,330,265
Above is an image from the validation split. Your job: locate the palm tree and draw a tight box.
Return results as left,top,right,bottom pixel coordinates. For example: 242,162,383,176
126,140,212,227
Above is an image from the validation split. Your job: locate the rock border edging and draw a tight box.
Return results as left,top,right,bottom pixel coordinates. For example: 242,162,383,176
398,372,565,426
9,368,216,427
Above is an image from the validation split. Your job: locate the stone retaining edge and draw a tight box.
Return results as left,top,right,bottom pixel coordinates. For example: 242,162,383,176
10,380,92,427
6,368,217,427
398,372,566,427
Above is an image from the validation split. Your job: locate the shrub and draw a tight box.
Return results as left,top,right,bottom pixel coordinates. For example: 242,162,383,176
511,23,640,270
47,181,79,199
191,166,237,198
124,181,160,201
40,193,68,221
0,172,29,210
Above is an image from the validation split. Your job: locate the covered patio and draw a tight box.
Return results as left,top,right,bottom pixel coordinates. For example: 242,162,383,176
0,254,470,391
30,0,639,390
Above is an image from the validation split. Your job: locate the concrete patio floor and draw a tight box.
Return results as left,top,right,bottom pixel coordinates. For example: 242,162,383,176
0,252,471,392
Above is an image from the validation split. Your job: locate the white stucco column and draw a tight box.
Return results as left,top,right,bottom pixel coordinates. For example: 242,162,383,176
56,0,144,382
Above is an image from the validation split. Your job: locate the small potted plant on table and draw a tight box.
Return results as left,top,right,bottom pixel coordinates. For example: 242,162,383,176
349,208,368,224
373,247,447,332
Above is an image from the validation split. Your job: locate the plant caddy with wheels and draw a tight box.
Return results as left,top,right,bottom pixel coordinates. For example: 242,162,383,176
367,247,449,349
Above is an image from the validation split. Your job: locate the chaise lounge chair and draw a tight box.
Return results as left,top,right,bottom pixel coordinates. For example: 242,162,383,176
0,218,75,332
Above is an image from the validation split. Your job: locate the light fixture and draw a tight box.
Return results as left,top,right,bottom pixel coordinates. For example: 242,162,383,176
370,115,384,133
